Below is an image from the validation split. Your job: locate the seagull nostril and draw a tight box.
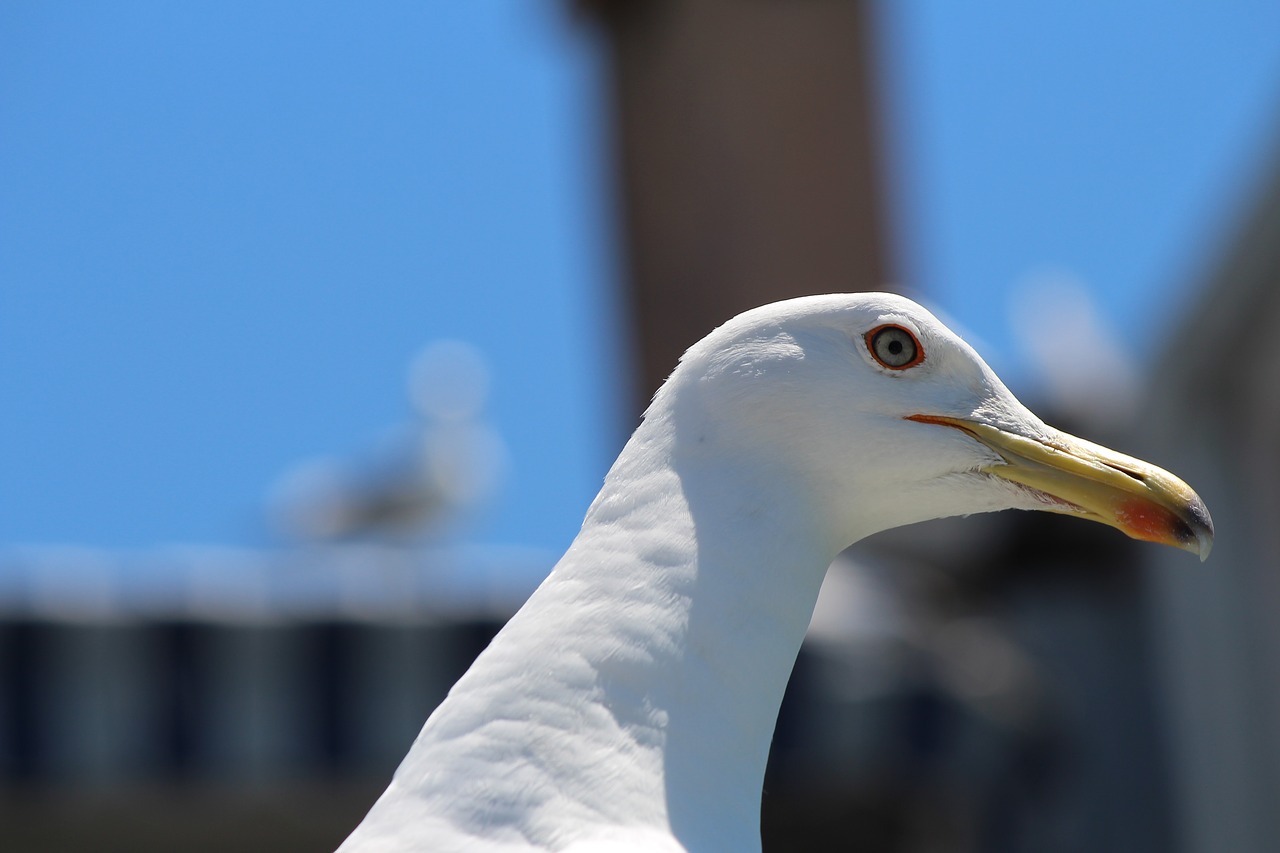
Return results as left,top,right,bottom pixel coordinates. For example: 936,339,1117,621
1104,462,1146,484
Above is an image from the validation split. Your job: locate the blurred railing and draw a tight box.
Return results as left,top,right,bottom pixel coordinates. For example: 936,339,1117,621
0,546,550,787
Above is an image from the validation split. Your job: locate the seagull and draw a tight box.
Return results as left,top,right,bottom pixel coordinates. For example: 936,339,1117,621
337,293,1212,852
268,340,505,543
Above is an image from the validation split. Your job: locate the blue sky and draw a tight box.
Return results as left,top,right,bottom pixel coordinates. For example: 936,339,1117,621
880,1,1280,379
3,2,1279,555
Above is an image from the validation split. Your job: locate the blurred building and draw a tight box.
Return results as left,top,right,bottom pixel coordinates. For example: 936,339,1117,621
1142,139,1280,853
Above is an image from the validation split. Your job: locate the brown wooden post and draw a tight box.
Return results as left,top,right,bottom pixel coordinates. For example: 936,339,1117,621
580,0,893,406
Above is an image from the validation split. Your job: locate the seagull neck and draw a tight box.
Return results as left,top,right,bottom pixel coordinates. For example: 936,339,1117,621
401,409,845,849
564,412,839,845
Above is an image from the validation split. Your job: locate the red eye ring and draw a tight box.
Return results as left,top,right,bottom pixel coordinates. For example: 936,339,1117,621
865,324,925,370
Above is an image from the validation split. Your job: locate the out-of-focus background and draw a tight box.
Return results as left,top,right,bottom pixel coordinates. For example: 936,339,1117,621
3,2,1279,851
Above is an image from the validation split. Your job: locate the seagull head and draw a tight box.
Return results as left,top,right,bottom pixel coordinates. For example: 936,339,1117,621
661,292,1213,560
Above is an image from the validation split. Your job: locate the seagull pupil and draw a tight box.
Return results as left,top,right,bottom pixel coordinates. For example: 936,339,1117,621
888,340,903,355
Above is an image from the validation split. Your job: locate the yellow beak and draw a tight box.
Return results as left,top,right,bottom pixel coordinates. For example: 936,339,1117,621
907,414,1214,561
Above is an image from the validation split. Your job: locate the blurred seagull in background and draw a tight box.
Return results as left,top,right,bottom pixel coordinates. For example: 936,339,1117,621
269,340,506,543
337,293,1211,852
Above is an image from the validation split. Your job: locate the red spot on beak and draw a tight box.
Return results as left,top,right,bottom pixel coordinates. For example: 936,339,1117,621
1116,497,1180,544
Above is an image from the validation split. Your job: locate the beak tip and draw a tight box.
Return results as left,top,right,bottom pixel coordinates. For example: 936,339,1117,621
1174,494,1214,562
1190,495,1214,563
1192,531,1212,562
1196,529,1214,563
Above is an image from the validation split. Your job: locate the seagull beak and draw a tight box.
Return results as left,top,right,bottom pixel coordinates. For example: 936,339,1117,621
906,414,1215,561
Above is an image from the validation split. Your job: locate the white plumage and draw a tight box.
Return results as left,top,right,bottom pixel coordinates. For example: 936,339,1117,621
338,293,1211,852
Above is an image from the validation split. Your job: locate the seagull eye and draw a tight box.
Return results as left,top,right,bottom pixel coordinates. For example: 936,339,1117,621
866,324,924,370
